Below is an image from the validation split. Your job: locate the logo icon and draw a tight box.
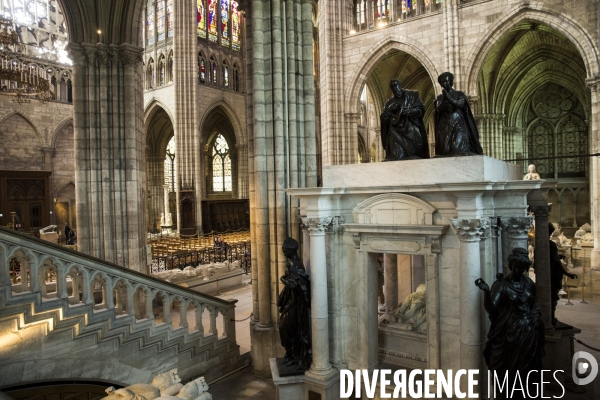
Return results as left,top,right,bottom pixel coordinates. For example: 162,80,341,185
572,351,598,386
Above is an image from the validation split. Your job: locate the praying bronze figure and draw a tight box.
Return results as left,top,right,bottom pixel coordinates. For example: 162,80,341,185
277,237,311,373
380,79,430,161
434,72,484,156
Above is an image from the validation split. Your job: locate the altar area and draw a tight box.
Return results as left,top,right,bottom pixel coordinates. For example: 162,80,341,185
278,155,556,399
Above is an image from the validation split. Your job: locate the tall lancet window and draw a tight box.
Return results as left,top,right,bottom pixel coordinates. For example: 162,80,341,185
221,0,230,47
208,0,218,42
232,1,241,50
156,0,166,41
146,0,155,45
212,134,232,192
165,136,176,192
197,0,206,38
166,0,174,37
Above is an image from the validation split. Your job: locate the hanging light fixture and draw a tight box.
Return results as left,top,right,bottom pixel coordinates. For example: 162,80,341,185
0,16,53,104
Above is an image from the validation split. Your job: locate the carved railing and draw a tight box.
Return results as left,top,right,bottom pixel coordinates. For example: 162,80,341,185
0,226,240,385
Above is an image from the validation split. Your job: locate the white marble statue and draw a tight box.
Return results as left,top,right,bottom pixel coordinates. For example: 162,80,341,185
551,223,573,268
165,213,173,226
575,223,592,239
523,164,541,180
156,377,212,400
386,284,427,334
103,370,209,400
160,213,166,227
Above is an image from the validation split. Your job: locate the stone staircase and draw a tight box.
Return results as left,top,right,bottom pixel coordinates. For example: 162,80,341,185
0,227,249,391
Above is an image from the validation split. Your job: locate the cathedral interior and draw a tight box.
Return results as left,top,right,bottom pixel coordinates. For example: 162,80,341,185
0,0,599,399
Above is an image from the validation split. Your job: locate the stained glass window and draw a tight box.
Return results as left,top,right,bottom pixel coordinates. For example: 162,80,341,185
221,0,230,47
0,0,70,64
212,61,217,85
166,0,173,36
164,136,176,192
168,53,173,82
197,0,206,38
223,65,229,88
212,134,232,192
377,0,389,19
356,1,366,25
198,54,206,83
147,0,155,44
232,1,240,50
146,59,154,89
156,0,165,41
208,0,218,42
159,56,165,85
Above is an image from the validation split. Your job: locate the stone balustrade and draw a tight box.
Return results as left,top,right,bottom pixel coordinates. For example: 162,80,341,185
0,226,246,389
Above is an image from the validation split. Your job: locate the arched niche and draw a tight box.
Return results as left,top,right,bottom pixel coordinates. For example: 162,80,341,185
344,193,447,371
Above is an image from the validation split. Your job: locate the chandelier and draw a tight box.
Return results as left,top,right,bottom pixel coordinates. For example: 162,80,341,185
0,16,54,104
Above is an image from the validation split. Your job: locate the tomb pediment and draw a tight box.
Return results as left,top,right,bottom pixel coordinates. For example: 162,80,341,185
352,193,436,225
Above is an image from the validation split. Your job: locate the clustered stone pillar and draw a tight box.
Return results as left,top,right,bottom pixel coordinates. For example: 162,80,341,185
499,216,533,275
246,0,319,376
69,43,146,271
530,205,554,330
587,79,600,269
303,217,334,377
451,218,488,389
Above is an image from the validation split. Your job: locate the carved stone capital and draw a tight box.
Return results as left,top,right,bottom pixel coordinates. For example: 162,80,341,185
451,219,489,242
530,205,552,219
300,217,333,233
427,236,441,254
586,77,600,92
499,216,533,237
351,233,361,249
68,44,87,67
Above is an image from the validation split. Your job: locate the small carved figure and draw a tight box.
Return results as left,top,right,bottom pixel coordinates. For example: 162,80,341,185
548,223,577,325
277,237,311,370
434,72,484,156
523,164,541,180
380,79,430,161
387,284,427,334
475,248,545,397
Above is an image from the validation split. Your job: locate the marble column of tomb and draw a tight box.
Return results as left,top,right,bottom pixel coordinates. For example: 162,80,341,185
286,155,552,396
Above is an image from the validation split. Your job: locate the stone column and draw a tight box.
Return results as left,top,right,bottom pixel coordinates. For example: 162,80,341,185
69,43,146,271
383,253,398,312
303,216,334,377
451,218,488,385
163,185,170,221
499,216,533,275
586,78,600,269
530,205,554,330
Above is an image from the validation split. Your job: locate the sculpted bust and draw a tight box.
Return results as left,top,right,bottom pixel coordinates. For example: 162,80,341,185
523,164,541,180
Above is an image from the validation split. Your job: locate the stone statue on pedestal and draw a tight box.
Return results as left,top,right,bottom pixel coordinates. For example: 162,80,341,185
160,213,165,227
475,248,545,397
434,72,484,157
549,223,577,325
277,237,311,372
523,164,541,180
380,79,429,161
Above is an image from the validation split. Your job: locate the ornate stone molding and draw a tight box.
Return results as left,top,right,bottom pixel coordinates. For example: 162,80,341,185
300,217,334,233
351,233,361,249
499,216,533,237
586,77,600,92
451,219,489,242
